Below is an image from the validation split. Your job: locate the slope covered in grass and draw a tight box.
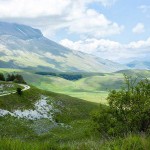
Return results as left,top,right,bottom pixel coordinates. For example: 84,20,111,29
0,70,150,149
0,82,22,95
0,84,98,144
1,68,150,103
1,87,149,150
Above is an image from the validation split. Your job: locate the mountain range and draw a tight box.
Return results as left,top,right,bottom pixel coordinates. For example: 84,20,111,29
0,22,149,72
126,60,150,70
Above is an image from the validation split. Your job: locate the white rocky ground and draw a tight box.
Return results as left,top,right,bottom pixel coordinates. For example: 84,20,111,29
0,84,14,89
0,95,59,122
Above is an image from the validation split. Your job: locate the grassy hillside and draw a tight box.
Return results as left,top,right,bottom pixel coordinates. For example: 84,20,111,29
0,83,150,150
0,84,98,143
0,69,150,149
1,68,150,103
116,69,150,78
0,81,22,94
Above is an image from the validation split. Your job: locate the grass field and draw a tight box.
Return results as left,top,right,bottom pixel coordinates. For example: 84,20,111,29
58,91,108,103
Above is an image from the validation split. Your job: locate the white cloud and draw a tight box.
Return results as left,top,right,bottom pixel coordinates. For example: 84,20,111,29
127,38,150,49
67,9,124,38
0,0,71,18
139,5,150,13
0,0,117,18
132,23,145,34
139,5,150,18
60,38,150,62
0,0,122,38
97,0,117,7
60,38,121,53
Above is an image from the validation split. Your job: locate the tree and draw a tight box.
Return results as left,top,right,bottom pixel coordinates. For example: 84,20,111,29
6,74,11,81
0,73,5,81
6,73,26,84
16,87,22,96
10,74,15,81
15,74,26,84
92,75,150,137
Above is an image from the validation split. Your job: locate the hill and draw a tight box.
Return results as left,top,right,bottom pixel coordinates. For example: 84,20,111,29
0,22,127,72
126,60,150,70
1,68,150,103
0,82,98,145
0,79,150,149
115,69,150,77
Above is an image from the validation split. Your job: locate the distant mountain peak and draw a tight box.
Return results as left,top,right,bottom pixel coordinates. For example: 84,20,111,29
0,22,128,72
0,22,43,40
126,60,150,70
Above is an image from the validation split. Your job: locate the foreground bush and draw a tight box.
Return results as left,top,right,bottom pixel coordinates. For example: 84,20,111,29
92,75,150,136
101,134,150,150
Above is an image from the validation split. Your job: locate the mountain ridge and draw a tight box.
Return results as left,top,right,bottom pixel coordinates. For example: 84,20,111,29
0,22,43,40
0,21,128,72
126,60,150,70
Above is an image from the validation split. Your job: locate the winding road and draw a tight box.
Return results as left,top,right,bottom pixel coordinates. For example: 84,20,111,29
0,84,30,97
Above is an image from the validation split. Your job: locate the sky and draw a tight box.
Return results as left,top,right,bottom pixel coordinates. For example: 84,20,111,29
0,0,149,63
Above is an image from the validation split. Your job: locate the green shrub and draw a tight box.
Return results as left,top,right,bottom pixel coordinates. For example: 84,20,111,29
16,87,22,96
6,73,26,84
0,73,5,81
92,75,150,137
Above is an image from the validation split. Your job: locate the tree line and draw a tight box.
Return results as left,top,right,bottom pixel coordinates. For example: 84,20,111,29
36,72,83,81
0,73,26,84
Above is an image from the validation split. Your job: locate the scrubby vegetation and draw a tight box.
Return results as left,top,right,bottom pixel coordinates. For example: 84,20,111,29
16,87,22,96
0,73,5,81
0,73,26,96
6,73,26,84
92,75,150,137
0,72,26,84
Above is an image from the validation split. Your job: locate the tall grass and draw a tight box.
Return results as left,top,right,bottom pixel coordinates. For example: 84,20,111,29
0,138,59,150
0,134,150,150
